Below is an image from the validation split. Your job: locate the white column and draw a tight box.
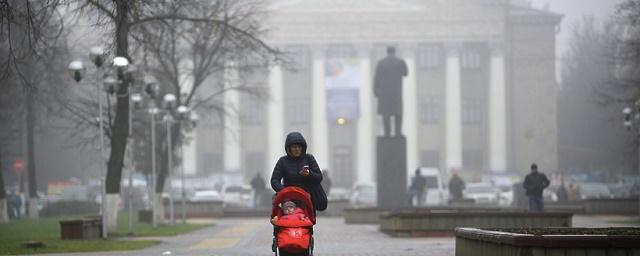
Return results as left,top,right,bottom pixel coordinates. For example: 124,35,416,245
357,49,374,185
224,65,241,172
312,47,329,168
402,53,419,183
445,44,463,175
489,44,507,172
268,65,285,175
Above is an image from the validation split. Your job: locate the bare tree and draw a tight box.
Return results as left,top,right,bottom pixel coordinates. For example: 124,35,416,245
58,0,280,230
0,0,66,219
558,16,637,175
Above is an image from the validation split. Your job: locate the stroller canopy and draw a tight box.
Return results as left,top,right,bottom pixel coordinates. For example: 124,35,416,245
272,186,316,225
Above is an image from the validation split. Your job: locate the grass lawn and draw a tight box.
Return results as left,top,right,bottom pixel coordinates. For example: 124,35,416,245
114,211,210,237
0,212,210,255
611,218,640,225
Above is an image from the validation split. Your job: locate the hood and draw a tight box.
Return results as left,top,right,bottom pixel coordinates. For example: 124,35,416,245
285,131,307,157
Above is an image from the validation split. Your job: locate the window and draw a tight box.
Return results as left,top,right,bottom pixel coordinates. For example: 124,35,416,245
419,96,441,124
462,98,483,124
420,150,440,168
241,95,265,125
461,48,481,70
286,45,309,70
285,98,310,125
327,45,356,59
418,44,442,69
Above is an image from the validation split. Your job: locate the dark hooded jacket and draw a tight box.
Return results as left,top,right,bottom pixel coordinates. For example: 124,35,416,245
270,132,323,194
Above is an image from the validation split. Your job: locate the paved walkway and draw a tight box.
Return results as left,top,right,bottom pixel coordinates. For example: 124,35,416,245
41,215,640,256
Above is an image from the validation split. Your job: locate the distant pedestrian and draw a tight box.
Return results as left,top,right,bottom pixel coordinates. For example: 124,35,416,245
13,192,22,218
250,172,266,208
409,169,427,207
567,184,578,201
7,190,16,219
523,163,550,212
321,170,332,197
448,172,466,200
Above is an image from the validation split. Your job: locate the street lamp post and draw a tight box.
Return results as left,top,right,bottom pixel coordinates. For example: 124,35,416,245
68,46,109,238
163,93,177,227
623,101,640,219
143,78,160,229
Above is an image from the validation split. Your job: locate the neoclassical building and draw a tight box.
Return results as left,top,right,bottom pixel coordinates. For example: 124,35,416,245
186,0,561,189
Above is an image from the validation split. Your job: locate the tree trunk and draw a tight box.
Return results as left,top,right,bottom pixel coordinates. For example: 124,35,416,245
104,194,120,233
104,0,132,229
155,122,181,194
25,86,38,219
0,151,8,223
153,193,165,224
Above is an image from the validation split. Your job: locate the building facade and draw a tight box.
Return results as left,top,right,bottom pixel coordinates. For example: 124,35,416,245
188,0,561,189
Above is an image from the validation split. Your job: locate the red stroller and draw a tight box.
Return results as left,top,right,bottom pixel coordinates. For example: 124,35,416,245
271,186,315,256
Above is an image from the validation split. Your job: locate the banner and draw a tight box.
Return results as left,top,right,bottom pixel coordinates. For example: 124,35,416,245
325,58,360,121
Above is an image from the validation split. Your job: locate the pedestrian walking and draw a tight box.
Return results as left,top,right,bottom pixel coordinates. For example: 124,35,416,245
448,172,466,201
270,132,327,213
250,172,266,208
523,163,550,212
409,168,426,207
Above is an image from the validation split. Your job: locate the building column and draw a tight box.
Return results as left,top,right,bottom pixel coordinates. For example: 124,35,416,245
445,44,463,174
312,46,329,168
357,46,374,185
224,65,241,172
489,43,507,172
267,65,285,176
402,48,419,182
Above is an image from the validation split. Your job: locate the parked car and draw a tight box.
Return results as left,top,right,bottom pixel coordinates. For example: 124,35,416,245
418,167,447,205
578,183,613,200
607,183,633,198
221,184,252,207
350,184,376,207
543,189,558,202
191,190,222,202
328,187,351,201
464,183,500,205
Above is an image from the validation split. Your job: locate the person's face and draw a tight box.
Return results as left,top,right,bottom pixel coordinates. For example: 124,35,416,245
290,144,303,157
283,205,296,215
531,168,538,173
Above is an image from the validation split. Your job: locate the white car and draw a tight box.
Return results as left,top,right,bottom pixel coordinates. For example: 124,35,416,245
191,190,222,202
350,184,376,207
464,183,500,205
328,187,351,201
221,184,252,207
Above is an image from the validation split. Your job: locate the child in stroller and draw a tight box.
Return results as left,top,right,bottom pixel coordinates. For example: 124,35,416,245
271,186,315,256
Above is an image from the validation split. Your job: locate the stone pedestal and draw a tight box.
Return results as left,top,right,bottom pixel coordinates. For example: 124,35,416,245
376,136,408,209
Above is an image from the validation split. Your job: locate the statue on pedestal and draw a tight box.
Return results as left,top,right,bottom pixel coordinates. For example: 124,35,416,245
373,46,408,137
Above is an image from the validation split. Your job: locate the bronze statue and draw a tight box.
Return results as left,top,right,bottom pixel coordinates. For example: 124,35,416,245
374,46,408,137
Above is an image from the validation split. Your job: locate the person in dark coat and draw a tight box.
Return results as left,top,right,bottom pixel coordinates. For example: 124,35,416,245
523,163,550,212
321,170,332,197
250,172,266,208
271,132,324,213
409,169,427,206
448,172,466,200
374,46,408,137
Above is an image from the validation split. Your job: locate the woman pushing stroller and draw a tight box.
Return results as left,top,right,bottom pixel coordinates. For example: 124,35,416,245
270,132,327,256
